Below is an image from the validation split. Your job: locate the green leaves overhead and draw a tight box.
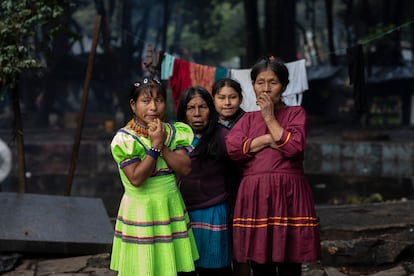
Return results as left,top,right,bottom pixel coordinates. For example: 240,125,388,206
0,0,71,88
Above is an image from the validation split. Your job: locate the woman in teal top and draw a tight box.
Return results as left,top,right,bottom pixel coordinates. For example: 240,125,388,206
110,78,199,276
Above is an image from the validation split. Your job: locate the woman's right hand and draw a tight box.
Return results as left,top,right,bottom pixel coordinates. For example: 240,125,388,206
256,92,274,122
148,119,166,149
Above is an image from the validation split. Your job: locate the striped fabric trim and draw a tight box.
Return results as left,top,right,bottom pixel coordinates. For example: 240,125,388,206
152,168,173,176
175,146,186,151
114,229,190,244
189,221,228,231
183,145,194,155
120,157,141,169
117,215,187,226
242,139,252,157
233,216,319,228
164,122,175,147
276,131,291,148
118,129,148,148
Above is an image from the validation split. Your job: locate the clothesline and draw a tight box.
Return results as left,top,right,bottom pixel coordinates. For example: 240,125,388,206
112,15,414,64
312,19,414,59
113,17,414,113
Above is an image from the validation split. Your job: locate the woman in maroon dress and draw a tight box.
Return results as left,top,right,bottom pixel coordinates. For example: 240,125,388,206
225,56,321,276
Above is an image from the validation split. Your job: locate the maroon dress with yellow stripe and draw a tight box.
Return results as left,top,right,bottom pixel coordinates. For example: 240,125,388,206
225,106,321,264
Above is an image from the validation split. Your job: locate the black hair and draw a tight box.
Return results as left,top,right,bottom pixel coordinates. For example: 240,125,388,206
250,56,290,87
129,77,166,102
212,78,243,98
176,86,225,160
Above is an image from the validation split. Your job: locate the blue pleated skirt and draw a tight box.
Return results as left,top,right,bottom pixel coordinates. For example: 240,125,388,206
189,202,232,268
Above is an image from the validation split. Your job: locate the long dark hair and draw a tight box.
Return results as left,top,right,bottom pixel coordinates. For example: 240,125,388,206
176,86,224,160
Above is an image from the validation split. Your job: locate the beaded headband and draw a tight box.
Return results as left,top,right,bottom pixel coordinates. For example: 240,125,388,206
133,77,161,87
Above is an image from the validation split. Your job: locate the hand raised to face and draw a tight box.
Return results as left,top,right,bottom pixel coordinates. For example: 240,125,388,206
256,92,275,121
148,118,166,148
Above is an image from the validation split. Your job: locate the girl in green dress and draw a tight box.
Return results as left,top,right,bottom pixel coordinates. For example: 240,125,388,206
110,78,199,276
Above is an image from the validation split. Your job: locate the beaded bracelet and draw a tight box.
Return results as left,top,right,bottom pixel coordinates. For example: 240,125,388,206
147,147,161,159
150,146,161,153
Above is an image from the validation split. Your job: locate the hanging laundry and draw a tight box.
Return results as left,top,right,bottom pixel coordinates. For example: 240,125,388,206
229,69,259,112
163,55,308,112
161,53,175,80
215,67,229,81
283,59,308,106
142,45,163,77
189,63,216,94
169,58,192,112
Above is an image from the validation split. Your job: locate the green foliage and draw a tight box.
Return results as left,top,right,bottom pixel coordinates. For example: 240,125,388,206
170,0,245,66
0,0,72,89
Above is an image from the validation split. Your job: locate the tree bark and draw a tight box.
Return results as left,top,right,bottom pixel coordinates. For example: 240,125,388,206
324,0,338,65
162,0,169,52
264,0,296,62
343,0,355,47
12,84,27,193
243,0,261,67
310,0,321,64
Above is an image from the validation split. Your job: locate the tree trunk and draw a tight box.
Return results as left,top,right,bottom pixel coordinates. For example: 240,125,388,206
121,0,133,73
95,0,112,57
389,0,403,65
310,0,321,64
411,20,414,65
162,0,169,52
343,0,355,47
243,0,261,67
264,0,296,62
134,2,152,77
372,0,403,66
324,0,338,65
12,84,27,193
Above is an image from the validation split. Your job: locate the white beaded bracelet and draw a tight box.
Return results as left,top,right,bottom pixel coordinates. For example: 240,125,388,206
150,146,161,152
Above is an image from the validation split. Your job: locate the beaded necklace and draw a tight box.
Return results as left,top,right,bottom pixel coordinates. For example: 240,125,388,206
128,118,149,138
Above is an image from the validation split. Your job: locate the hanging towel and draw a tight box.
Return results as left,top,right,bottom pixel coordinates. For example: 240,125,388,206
169,58,192,112
283,59,308,106
161,53,175,80
189,63,216,94
230,69,259,112
215,67,229,81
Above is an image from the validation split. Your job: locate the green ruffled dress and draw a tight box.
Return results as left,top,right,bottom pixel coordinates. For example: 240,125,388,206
110,121,199,276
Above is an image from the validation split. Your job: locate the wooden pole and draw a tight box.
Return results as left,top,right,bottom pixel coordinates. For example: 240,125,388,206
65,15,102,196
